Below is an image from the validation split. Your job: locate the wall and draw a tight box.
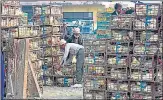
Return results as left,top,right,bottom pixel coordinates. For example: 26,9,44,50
63,4,105,30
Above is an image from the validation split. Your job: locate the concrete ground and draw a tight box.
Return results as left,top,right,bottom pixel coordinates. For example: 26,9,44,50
42,86,83,99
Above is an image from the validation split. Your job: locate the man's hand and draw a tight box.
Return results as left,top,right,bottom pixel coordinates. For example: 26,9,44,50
56,64,61,71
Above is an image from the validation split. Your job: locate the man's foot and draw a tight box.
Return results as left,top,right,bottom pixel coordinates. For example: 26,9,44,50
71,84,82,88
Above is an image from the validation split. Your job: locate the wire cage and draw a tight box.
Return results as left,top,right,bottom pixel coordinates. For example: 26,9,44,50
107,54,129,68
85,53,106,65
133,17,159,30
107,41,130,54
54,77,75,87
111,30,134,41
155,67,162,82
29,38,41,50
133,31,160,43
158,42,162,54
110,15,134,30
40,46,61,57
107,67,128,80
43,66,54,76
42,76,54,86
40,26,53,35
83,76,106,91
33,15,63,25
131,92,152,99
133,43,159,55
135,3,160,16
130,68,155,81
130,55,156,69
106,91,129,100
83,39,107,53
84,65,106,76
155,83,163,99
83,89,106,99
29,50,41,62
13,26,32,38
130,81,153,93
82,34,97,40
57,65,76,76
39,36,60,47
107,80,129,92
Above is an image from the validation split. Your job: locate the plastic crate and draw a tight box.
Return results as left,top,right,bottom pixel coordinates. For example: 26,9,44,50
83,76,106,90
107,54,129,67
111,15,134,29
107,41,130,54
107,67,128,80
106,92,129,100
130,81,152,93
111,30,134,41
130,68,155,81
134,31,160,43
135,3,160,16
83,89,106,99
133,17,158,30
133,44,159,55
107,80,129,92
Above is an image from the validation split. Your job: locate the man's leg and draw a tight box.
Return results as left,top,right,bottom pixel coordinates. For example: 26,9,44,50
76,48,84,84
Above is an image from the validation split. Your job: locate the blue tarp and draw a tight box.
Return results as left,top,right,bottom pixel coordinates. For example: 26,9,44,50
1,52,5,99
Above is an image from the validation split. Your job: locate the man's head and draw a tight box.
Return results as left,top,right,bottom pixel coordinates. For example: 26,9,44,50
73,28,80,38
60,39,66,49
114,3,122,14
63,22,67,27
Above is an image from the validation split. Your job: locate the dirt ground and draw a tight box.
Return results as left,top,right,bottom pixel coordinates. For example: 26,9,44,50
42,86,83,99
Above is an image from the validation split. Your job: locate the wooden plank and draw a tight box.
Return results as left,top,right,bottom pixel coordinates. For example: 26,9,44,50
23,39,29,99
28,58,42,98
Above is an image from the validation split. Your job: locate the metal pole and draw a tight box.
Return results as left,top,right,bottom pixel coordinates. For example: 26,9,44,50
0,0,2,99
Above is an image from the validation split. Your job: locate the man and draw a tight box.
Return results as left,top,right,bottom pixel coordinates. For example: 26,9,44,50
112,3,122,15
67,28,83,45
61,23,69,41
60,39,84,87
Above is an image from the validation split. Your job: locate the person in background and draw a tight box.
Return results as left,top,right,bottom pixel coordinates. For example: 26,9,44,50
112,3,123,15
67,28,83,45
60,39,84,87
61,23,69,41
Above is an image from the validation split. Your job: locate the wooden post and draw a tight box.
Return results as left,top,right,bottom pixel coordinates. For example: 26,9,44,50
23,39,29,99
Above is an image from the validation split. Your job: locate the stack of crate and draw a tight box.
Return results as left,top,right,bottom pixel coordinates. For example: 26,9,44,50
83,38,107,99
83,3,163,99
132,3,161,99
107,15,134,99
155,3,163,99
32,5,64,86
